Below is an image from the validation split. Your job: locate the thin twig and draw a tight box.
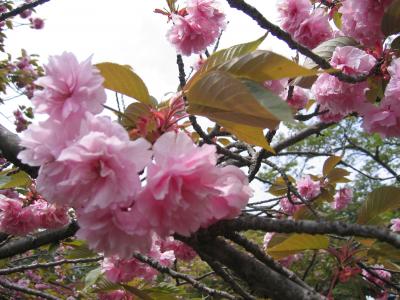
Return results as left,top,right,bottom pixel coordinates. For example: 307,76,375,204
0,277,60,300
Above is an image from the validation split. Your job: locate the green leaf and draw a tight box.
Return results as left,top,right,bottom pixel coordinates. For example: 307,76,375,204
333,11,342,30
65,241,97,259
382,0,400,37
294,37,359,88
84,267,102,291
96,62,152,105
357,186,400,225
322,156,342,177
218,120,275,153
217,50,319,82
0,170,31,189
188,71,281,129
186,34,267,89
267,234,329,259
368,242,400,261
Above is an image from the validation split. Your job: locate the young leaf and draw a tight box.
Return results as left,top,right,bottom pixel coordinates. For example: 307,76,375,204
218,120,275,153
187,71,283,129
217,50,319,82
382,0,400,37
120,102,151,129
0,170,31,189
267,234,329,259
322,156,342,177
186,34,267,89
96,62,152,105
357,186,400,225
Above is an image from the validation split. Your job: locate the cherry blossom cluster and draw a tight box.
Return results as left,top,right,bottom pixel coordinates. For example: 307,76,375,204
18,52,252,259
339,0,393,47
278,0,332,48
279,176,353,216
165,0,226,56
102,238,175,283
0,188,69,236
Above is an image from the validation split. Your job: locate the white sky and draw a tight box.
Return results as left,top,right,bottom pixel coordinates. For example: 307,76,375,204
0,0,294,130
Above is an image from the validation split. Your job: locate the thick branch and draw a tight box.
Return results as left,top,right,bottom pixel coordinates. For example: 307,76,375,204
206,216,400,249
179,236,325,300
0,0,50,22
0,277,60,300
0,221,79,259
0,124,38,177
0,256,102,275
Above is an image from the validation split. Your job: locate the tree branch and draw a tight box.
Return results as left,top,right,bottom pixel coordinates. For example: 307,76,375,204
0,277,60,300
132,252,238,300
0,124,38,178
0,256,102,275
224,0,372,84
205,216,400,249
0,0,50,22
0,221,79,259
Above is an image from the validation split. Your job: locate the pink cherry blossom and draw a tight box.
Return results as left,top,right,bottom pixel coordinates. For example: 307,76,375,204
37,115,152,210
340,0,393,47
263,79,287,96
186,0,225,26
330,46,377,76
0,196,37,235
287,87,308,110
76,205,152,258
390,218,400,232
331,188,353,211
136,131,251,238
32,52,106,121
166,0,225,56
29,199,70,229
318,106,346,123
102,239,175,283
362,264,391,286
296,175,320,199
361,103,400,137
18,118,80,166
280,197,302,215
312,47,376,116
160,237,197,261
293,9,332,49
278,0,311,35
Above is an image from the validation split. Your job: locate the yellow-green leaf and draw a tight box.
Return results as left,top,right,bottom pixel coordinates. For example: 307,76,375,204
357,186,400,225
327,168,350,184
333,11,342,30
187,71,284,129
382,0,400,37
217,50,319,82
186,34,267,89
268,176,295,196
96,62,152,105
218,120,275,153
0,171,31,189
368,242,400,261
322,155,342,177
267,234,329,259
